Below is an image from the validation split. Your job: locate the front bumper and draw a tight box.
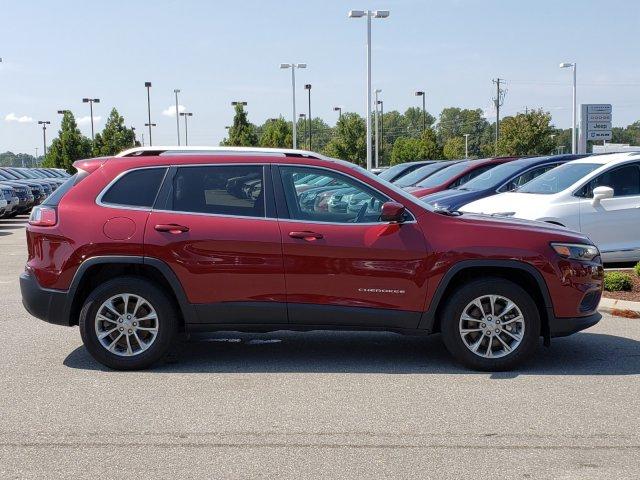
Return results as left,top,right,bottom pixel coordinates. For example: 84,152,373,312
20,271,71,326
548,312,601,337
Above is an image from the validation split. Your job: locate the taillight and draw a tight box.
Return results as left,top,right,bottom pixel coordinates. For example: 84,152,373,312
29,206,57,226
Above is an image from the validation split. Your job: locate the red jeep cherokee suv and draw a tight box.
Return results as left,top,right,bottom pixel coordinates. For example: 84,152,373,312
20,147,603,371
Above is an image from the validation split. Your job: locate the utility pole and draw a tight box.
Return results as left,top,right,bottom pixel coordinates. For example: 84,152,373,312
492,78,506,155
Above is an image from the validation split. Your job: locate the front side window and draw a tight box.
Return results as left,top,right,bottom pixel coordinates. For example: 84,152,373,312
279,166,389,223
576,164,640,198
498,163,561,193
450,164,495,188
516,163,601,195
101,168,167,208
170,165,265,217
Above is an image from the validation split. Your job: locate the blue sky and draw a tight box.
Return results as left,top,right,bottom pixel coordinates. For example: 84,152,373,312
1,0,639,154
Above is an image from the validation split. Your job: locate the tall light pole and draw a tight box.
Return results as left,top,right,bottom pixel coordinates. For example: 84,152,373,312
38,121,51,157
131,127,137,147
415,91,426,132
299,113,307,149
174,88,181,146
559,62,577,154
333,106,342,121
280,63,307,149
463,133,470,159
305,83,312,150
348,9,390,170
374,89,382,168
377,100,384,163
179,112,193,146
82,98,100,140
144,82,153,146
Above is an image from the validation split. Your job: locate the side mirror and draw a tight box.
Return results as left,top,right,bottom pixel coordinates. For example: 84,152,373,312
592,186,614,206
380,201,406,223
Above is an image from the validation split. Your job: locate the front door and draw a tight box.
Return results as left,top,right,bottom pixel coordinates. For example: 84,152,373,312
144,164,287,324
274,165,430,329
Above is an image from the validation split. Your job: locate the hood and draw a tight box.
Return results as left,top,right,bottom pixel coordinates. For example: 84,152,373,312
458,191,556,217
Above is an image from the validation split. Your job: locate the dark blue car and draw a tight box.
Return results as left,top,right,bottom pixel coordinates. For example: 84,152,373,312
420,154,590,211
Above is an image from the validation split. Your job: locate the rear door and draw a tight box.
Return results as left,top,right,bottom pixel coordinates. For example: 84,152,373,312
578,162,640,261
274,165,430,329
144,164,287,325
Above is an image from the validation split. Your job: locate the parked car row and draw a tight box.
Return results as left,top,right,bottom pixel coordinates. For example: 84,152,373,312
0,167,69,218
387,152,640,263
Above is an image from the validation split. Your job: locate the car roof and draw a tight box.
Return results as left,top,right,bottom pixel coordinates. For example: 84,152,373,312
568,151,640,165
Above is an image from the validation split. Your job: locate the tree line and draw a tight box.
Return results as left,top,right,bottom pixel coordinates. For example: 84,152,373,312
5,104,639,172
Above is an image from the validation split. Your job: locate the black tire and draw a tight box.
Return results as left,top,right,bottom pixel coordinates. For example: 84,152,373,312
440,277,541,371
79,276,179,370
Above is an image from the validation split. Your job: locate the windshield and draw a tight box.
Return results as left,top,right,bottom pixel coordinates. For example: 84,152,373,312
458,162,524,191
395,162,451,188
415,161,474,188
0,170,20,180
516,163,601,194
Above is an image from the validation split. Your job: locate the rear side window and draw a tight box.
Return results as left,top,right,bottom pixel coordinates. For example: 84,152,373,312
43,170,90,206
169,165,265,217
100,168,166,208
577,164,640,198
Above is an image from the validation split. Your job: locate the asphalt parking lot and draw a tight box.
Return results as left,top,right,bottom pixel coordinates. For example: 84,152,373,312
0,216,639,479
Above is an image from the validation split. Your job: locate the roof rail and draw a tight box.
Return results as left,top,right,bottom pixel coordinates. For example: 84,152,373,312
115,146,324,159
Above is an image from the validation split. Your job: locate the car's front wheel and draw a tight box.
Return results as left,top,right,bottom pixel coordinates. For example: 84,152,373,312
440,278,541,371
79,276,179,370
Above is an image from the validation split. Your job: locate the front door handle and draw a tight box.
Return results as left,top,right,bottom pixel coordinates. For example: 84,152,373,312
155,223,190,234
289,231,323,240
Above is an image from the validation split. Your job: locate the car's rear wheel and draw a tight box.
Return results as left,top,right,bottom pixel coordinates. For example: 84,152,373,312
440,278,541,371
79,276,179,370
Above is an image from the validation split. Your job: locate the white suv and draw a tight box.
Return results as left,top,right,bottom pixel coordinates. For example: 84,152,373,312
460,152,640,263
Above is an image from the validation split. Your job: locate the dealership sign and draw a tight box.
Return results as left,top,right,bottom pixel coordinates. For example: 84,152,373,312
579,104,613,153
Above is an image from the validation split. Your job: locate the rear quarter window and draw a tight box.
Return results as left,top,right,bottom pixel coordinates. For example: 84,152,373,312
43,170,89,206
100,168,167,208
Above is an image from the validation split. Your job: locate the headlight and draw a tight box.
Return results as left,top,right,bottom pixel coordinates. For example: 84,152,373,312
551,243,599,261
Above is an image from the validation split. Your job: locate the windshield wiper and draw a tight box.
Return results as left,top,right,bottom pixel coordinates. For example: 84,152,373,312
433,207,463,217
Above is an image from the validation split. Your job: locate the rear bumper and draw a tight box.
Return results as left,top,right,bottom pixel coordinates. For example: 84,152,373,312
19,271,71,326
549,312,601,337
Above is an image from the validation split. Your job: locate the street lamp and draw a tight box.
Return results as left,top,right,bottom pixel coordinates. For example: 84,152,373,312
415,91,426,132
174,89,181,146
348,9,390,170
374,89,382,168
377,100,384,162
463,133,470,159
231,101,247,106
559,62,577,154
37,121,51,157
333,106,342,121
280,63,307,149
144,82,153,146
82,98,100,140
299,113,307,149
57,109,70,115
179,112,193,146
304,84,312,150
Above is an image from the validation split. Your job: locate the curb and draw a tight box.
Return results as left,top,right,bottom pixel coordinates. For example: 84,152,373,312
599,297,640,318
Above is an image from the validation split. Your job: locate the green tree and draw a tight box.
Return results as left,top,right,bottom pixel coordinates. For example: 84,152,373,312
259,117,292,148
323,112,367,165
92,108,136,156
404,106,436,136
550,128,572,154
42,111,92,173
497,109,555,156
443,137,466,159
221,104,258,147
390,128,441,165
437,108,489,157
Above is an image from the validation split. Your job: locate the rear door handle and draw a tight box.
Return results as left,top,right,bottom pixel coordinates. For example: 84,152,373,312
289,231,323,240
154,223,190,234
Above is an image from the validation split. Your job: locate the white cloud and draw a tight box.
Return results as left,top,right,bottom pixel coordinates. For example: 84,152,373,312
162,104,185,117
77,115,102,125
5,112,34,123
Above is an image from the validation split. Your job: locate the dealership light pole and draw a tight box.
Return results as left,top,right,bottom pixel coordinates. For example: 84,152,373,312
174,88,181,146
333,106,342,121
464,133,470,159
415,91,427,132
131,127,136,146
144,82,153,146
559,62,577,154
38,121,51,157
305,84,312,150
374,89,382,168
299,113,307,149
82,98,100,140
348,9,389,170
179,112,193,146
377,99,384,162
280,63,306,149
